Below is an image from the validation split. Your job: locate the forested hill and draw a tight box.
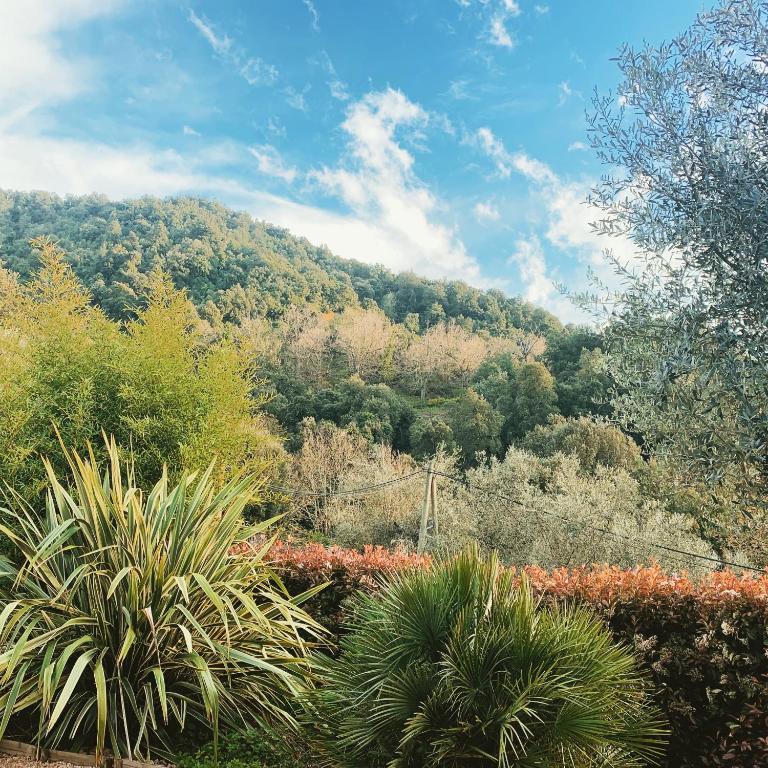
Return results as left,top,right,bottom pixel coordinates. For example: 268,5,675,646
0,190,561,336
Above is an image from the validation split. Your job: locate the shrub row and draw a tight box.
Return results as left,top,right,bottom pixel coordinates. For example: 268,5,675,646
259,541,768,768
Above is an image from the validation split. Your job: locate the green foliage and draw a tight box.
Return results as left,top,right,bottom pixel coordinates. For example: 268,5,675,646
588,0,768,559
497,361,559,443
0,191,561,335
313,376,414,450
309,547,667,768
0,440,322,763
522,415,642,474
452,447,715,573
176,728,305,768
0,240,281,501
279,541,768,768
447,389,503,465
408,415,454,459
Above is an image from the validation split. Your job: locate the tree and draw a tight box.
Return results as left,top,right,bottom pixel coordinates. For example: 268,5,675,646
313,376,414,450
333,307,393,381
408,415,454,459
448,389,503,465
522,415,643,474
0,241,281,501
588,0,768,560
278,306,331,387
453,448,715,573
497,361,559,443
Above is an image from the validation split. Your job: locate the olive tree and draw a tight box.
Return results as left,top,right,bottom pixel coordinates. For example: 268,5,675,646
589,0,768,560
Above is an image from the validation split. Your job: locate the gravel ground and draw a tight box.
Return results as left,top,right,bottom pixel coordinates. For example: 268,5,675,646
0,757,80,768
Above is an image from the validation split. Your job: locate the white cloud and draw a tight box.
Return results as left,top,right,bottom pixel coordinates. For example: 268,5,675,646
489,15,515,48
0,133,212,198
303,0,320,31
469,126,634,319
309,88,483,281
240,58,278,86
285,86,309,111
188,10,280,90
188,10,231,56
0,0,123,124
249,145,298,183
314,51,350,102
502,0,522,15
329,79,350,101
473,201,500,223
534,4,550,14
183,125,201,137
473,127,558,183
447,79,474,101
507,236,583,321
558,80,572,105
568,141,588,152
508,236,551,305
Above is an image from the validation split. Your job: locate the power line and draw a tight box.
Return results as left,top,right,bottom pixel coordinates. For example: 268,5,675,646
264,461,762,574
265,469,423,499
428,467,765,574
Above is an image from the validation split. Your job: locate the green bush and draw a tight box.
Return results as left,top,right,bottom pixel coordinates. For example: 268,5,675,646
176,728,305,768
0,440,323,764
0,239,281,503
308,547,666,767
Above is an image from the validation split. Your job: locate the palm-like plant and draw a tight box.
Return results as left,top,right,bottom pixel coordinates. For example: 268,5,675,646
310,547,667,768
0,439,323,764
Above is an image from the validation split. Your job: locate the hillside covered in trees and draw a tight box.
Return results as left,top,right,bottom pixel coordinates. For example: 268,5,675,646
0,190,560,335
0,190,608,463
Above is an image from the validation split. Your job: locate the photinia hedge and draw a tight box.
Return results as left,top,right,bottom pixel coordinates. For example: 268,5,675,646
238,541,768,768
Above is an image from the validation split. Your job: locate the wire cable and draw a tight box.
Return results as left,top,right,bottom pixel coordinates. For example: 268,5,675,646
265,469,423,499
427,467,765,574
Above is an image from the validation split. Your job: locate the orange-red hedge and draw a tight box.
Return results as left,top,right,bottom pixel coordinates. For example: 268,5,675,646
243,541,768,768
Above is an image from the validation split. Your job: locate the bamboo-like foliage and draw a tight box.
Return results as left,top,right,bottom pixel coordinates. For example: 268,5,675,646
310,547,667,768
0,439,323,764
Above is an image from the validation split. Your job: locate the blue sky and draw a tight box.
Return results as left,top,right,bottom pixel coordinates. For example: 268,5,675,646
0,0,705,321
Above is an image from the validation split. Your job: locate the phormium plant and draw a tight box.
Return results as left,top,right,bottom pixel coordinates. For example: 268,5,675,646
0,439,324,764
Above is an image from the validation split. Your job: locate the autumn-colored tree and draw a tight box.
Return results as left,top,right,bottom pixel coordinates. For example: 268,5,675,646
333,306,393,381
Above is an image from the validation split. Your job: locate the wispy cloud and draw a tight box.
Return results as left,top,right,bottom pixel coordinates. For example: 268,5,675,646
534,4,550,15
314,50,350,101
471,126,557,183
558,80,583,106
568,141,588,152
240,58,279,86
489,15,515,48
508,236,552,306
0,0,123,124
188,10,231,56
183,125,201,137
285,85,309,111
188,9,279,89
489,0,521,49
303,0,320,31
447,79,474,101
502,0,521,14
474,201,500,223
249,144,298,183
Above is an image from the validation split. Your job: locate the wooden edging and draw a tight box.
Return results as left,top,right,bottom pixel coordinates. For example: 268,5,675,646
0,740,171,768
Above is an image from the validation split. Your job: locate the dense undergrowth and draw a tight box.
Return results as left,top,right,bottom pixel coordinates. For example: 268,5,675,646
260,540,768,768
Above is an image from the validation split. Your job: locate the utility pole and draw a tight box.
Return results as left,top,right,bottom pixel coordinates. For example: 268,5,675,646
418,461,438,554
